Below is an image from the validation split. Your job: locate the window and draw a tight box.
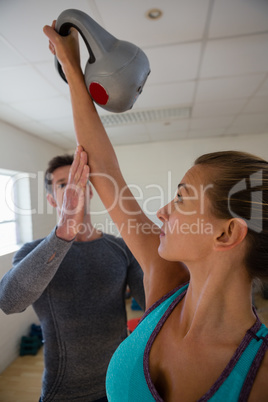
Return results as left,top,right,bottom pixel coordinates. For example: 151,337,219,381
0,169,32,255
0,173,17,250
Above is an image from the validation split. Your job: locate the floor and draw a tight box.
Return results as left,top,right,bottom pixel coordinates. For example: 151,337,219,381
0,292,268,402
0,348,44,402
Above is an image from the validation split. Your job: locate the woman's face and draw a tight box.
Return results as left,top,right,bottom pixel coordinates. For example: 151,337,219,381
157,164,220,264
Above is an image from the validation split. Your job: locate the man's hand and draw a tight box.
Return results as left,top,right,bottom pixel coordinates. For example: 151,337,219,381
56,146,89,241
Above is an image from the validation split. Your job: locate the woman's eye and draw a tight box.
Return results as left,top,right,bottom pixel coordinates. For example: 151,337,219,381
174,193,183,203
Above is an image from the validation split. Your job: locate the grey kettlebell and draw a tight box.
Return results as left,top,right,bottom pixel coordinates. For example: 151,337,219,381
55,9,150,113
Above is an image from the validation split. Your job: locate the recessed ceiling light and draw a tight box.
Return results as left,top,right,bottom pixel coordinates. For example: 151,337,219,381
146,8,163,20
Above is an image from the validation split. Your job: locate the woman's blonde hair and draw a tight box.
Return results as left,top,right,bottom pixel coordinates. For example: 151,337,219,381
195,151,268,280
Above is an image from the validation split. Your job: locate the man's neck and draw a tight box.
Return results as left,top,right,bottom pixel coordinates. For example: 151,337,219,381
75,227,103,242
75,216,102,242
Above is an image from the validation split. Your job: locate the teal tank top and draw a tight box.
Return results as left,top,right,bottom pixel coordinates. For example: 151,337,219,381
106,283,268,401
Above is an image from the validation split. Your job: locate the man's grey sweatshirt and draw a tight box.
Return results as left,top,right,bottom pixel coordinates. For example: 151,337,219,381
0,229,145,401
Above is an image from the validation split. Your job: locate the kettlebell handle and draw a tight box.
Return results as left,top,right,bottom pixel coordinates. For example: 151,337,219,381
54,21,95,84
55,9,117,83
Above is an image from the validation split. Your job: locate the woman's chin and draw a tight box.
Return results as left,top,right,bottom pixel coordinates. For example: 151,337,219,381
157,245,170,261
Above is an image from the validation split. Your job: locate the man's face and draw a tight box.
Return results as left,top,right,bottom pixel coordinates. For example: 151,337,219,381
51,165,71,211
47,164,92,215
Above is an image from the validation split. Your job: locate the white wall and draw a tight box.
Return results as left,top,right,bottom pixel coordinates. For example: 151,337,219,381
0,121,65,372
90,133,268,232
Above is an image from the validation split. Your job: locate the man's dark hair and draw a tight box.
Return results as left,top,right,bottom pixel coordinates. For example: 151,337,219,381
45,154,74,194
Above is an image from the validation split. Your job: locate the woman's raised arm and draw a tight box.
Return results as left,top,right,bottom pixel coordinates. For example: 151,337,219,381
43,22,189,307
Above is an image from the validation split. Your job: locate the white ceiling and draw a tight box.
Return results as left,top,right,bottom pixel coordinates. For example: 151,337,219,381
0,0,268,150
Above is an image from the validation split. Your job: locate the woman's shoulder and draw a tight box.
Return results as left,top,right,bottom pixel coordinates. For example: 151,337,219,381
143,281,189,318
248,335,268,401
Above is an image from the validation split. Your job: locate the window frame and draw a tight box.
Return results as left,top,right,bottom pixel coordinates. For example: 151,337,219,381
0,169,32,256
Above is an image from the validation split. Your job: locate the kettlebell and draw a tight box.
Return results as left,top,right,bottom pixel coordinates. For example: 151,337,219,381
55,9,150,113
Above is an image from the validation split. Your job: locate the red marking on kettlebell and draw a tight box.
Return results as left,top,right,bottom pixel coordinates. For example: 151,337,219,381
89,82,109,105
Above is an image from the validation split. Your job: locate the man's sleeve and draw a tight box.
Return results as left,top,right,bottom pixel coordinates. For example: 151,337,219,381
0,228,74,314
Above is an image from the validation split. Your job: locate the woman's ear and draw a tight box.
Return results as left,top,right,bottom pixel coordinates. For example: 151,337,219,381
214,218,248,251
46,193,57,208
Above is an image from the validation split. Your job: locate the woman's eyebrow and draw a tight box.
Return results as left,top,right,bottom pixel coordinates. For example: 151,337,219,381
177,183,190,194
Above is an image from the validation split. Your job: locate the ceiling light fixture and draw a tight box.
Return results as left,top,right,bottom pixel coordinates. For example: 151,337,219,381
100,106,191,127
146,8,163,20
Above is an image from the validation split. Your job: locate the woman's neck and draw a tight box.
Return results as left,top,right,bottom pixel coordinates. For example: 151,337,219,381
178,259,256,344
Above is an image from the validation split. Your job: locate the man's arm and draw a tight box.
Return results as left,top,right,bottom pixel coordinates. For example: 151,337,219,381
0,229,74,314
0,148,89,314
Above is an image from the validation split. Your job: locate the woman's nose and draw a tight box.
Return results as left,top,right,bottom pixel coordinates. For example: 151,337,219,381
157,203,169,222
